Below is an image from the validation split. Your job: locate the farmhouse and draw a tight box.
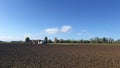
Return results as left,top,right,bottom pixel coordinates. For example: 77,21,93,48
30,40,44,44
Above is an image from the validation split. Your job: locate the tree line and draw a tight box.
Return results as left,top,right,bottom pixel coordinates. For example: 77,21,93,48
0,36,120,44
25,37,120,44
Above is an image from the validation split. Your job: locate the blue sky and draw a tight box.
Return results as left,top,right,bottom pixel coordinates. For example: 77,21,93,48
0,0,120,41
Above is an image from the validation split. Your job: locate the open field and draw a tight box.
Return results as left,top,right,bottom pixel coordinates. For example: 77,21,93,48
48,43,120,46
1,44,120,68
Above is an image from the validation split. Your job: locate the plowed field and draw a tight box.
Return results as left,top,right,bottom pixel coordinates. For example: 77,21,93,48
0,44,120,68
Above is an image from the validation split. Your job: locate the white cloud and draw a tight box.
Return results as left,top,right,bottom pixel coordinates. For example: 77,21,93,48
77,30,90,36
77,33,84,36
77,30,96,39
45,28,59,34
60,26,72,32
44,25,72,35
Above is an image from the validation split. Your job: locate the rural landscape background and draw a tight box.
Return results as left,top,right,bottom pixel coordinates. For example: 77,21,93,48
1,0,120,68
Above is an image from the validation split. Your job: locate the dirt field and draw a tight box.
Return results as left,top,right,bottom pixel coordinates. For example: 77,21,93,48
0,44,120,68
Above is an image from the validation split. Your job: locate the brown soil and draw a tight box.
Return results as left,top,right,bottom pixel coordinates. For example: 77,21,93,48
0,44,120,68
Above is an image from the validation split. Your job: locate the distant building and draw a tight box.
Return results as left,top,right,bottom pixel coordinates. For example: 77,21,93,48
30,40,44,45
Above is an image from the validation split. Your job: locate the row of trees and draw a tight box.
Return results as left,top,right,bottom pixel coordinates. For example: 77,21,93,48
25,36,120,44
52,37,117,43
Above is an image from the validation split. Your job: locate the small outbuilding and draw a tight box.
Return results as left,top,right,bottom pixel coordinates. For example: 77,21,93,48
30,40,44,45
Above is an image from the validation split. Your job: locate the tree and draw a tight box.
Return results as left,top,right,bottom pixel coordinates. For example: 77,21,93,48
48,39,53,43
90,37,102,43
102,37,108,43
59,39,63,43
84,40,90,43
116,39,120,43
0,40,2,42
44,36,48,43
108,38,114,43
25,37,30,42
94,37,102,43
78,39,84,43
54,37,59,43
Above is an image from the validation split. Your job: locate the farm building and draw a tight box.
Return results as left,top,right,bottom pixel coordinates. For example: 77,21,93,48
30,40,44,44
